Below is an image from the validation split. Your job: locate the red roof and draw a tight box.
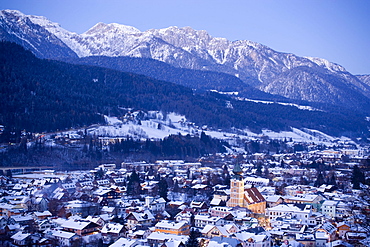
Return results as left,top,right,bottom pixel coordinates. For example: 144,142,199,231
244,187,265,204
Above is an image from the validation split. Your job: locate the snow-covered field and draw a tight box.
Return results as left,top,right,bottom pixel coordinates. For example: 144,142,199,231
62,113,354,148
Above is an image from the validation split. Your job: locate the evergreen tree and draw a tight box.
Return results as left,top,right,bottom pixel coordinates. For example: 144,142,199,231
127,170,141,196
327,172,337,186
263,167,270,179
314,171,325,187
173,180,180,193
6,169,12,178
95,167,104,179
352,165,365,189
224,173,231,187
158,177,169,201
185,229,200,247
255,162,263,177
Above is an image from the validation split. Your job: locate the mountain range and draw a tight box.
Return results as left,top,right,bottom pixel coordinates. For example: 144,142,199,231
1,9,370,139
1,9,370,112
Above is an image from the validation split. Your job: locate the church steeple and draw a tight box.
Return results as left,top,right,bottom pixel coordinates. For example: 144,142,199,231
227,163,245,208
232,163,243,180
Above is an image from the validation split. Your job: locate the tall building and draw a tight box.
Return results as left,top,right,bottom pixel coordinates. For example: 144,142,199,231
227,163,245,208
226,163,266,214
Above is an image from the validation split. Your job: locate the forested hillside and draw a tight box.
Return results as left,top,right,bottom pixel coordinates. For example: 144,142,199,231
61,56,280,101
0,42,369,140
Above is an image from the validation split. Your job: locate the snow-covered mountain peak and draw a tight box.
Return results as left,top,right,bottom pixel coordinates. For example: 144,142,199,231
305,57,347,73
147,25,212,49
1,9,54,29
0,9,25,18
84,22,141,35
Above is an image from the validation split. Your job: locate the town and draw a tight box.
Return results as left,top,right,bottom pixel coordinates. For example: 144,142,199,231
1,2,370,247
0,143,369,247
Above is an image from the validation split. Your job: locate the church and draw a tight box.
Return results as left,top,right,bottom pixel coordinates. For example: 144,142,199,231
226,163,266,214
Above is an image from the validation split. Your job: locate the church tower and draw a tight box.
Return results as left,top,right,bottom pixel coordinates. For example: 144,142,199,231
226,163,245,208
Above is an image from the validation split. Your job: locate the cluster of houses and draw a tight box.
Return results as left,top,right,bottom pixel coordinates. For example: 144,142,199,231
0,153,369,247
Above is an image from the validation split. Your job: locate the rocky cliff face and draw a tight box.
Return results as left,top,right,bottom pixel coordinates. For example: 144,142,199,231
357,74,370,86
0,10,78,58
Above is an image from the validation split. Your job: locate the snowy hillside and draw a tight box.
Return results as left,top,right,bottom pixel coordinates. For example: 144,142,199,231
59,112,356,152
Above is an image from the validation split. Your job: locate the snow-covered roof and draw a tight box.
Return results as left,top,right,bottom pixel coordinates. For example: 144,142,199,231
210,198,222,206
194,215,222,222
234,231,268,243
265,195,282,203
11,232,30,241
109,237,139,247
101,223,124,234
155,220,188,230
51,230,76,239
322,200,339,206
61,219,92,230
192,184,208,189
129,210,155,221
284,194,321,202
147,231,188,242
34,211,52,217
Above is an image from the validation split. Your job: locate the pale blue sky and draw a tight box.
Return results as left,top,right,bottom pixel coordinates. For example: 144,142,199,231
1,0,369,75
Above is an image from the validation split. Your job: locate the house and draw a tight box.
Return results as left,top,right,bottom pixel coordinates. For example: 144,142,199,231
189,200,208,212
11,214,34,226
127,229,151,240
234,231,271,247
194,215,225,228
201,223,239,238
36,219,56,232
109,237,140,247
11,231,31,247
48,229,79,247
265,195,283,208
145,196,166,213
321,200,339,219
33,210,52,220
295,233,316,247
95,179,110,187
125,210,155,230
174,209,194,223
101,222,126,244
5,223,22,236
154,220,190,235
64,200,99,217
265,204,314,226
85,215,106,226
345,231,367,245
315,222,337,246
0,202,24,217
208,206,233,218
336,222,351,239
283,194,323,212
93,188,120,200
101,206,116,215
147,231,188,246
208,236,243,247
27,197,49,212
0,215,8,229
61,219,100,236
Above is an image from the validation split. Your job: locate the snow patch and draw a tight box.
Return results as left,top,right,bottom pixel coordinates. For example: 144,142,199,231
237,98,322,111
104,116,123,125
